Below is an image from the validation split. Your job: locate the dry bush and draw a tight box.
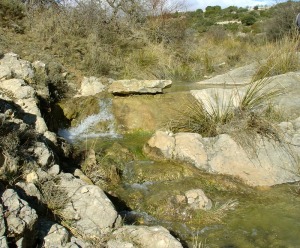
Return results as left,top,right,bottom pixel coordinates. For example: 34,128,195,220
0,119,38,185
264,1,300,41
36,177,69,218
252,35,300,81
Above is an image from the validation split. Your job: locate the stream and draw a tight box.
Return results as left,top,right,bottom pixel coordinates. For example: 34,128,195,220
58,82,300,248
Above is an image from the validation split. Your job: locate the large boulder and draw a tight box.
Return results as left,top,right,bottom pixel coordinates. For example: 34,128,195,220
144,132,208,170
59,173,120,236
208,134,300,186
196,63,257,86
108,79,172,95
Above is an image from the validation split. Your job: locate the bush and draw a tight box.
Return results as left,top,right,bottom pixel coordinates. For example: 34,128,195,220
264,1,300,40
0,0,25,27
241,14,257,26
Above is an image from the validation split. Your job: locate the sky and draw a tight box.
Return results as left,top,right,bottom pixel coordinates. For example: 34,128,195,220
184,0,279,10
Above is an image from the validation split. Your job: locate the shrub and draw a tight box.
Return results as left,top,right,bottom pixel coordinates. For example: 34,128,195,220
241,14,257,26
252,35,300,81
264,1,300,40
0,0,24,23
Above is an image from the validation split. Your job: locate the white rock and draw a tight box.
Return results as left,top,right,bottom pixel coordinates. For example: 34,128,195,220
174,133,208,170
0,65,12,81
108,79,172,95
111,225,183,248
79,76,106,96
0,79,35,99
143,131,175,159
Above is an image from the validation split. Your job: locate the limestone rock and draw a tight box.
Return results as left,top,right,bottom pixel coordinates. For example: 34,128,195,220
191,88,243,117
0,204,6,236
79,76,107,96
16,98,48,134
196,63,257,85
59,173,119,236
144,129,300,186
0,65,12,81
185,189,212,210
107,240,135,248
38,221,70,248
144,131,208,169
26,171,38,183
110,225,183,248
34,142,54,168
1,189,38,247
108,79,172,95
15,182,42,201
208,134,300,186
143,131,175,159
0,79,35,99
173,133,208,170
48,164,60,176
0,53,34,81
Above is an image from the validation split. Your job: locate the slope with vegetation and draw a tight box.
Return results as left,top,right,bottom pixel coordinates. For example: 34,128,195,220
1,0,300,84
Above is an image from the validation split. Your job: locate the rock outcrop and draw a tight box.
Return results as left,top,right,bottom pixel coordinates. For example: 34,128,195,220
144,127,300,186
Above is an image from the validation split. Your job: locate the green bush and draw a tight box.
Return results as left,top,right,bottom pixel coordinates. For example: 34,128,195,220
241,14,257,26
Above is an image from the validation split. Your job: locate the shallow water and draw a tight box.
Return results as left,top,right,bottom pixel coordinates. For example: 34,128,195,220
67,80,300,247
80,135,300,248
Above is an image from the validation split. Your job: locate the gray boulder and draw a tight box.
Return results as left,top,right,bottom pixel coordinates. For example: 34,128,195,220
34,142,54,168
59,173,120,236
144,131,208,170
108,79,172,95
1,189,38,247
0,65,12,81
39,221,70,248
0,204,8,248
196,63,257,86
0,53,34,81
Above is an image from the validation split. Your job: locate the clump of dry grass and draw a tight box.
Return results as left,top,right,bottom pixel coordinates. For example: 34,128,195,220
168,75,285,146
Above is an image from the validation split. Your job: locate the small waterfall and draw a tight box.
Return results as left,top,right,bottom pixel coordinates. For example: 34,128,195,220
58,99,120,142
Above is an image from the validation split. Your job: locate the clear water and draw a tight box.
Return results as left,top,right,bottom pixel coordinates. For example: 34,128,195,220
58,99,121,142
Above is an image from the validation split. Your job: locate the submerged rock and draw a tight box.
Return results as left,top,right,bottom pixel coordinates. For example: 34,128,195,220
185,189,212,210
